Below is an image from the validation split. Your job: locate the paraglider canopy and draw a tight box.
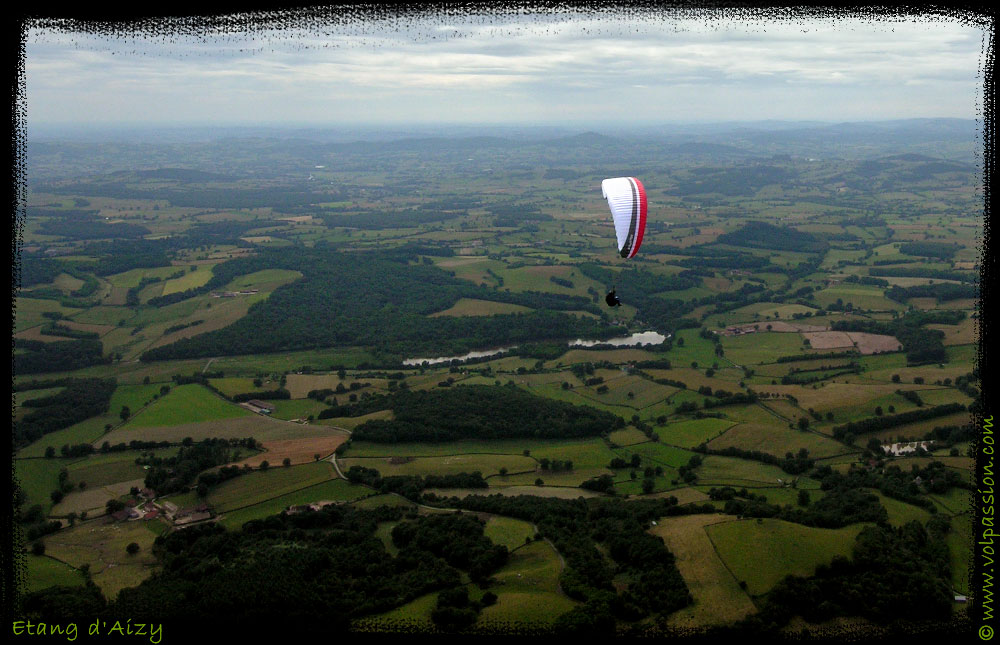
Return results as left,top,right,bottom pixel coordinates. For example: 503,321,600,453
601,177,647,259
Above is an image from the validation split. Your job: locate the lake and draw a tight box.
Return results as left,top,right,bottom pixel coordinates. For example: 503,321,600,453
403,331,669,366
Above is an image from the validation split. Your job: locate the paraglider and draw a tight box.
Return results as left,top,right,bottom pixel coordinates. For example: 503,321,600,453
601,176,647,306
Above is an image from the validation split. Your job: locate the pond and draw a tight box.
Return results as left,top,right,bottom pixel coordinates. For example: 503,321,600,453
403,331,669,366
568,331,669,347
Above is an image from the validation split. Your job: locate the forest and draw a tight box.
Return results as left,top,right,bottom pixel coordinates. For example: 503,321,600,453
139,249,615,360
347,384,624,442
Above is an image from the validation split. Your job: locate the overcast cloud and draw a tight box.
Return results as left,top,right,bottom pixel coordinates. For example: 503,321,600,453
22,8,988,127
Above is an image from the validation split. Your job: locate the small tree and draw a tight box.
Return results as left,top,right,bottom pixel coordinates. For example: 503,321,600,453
283,457,292,468
259,460,270,471
126,542,140,556
31,541,45,556
120,406,131,422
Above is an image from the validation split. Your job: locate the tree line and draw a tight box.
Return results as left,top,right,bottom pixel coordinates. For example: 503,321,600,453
15,338,110,375
14,378,116,448
831,403,965,440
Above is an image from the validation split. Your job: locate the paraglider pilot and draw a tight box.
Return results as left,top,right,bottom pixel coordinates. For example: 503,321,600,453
605,290,622,307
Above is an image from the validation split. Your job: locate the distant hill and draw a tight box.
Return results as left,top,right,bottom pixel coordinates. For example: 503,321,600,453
133,168,235,182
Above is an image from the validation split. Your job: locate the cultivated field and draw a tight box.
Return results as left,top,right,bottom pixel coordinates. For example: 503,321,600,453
651,514,758,628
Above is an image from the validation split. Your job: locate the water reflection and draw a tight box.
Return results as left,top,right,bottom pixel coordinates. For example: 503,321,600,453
402,331,669,366
569,331,668,347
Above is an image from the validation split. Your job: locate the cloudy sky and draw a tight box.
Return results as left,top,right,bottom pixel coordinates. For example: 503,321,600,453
22,7,989,128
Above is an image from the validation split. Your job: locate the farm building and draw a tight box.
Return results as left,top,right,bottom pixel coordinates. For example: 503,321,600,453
882,441,933,456
724,325,759,336
287,501,339,514
242,400,276,414
174,511,212,526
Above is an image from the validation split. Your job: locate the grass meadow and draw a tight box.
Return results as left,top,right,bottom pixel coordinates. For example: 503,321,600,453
706,518,866,596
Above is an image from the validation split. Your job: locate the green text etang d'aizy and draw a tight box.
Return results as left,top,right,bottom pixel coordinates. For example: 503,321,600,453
12,619,162,643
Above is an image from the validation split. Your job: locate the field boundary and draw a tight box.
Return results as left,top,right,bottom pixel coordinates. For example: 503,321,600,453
703,519,764,602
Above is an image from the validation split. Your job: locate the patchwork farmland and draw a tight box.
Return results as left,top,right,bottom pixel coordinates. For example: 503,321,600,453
14,117,981,638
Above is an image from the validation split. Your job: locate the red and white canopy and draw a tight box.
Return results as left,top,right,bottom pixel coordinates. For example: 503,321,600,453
601,176,647,259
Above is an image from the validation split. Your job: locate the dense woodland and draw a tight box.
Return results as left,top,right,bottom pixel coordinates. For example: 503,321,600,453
25,506,483,632
437,494,696,631
344,384,624,442
138,249,614,361
14,378,116,448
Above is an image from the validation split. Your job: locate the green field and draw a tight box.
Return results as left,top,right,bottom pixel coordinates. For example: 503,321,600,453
124,384,255,427
697,455,821,489
19,383,170,459
706,518,866,596
42,518,163,599
202,460,339,513
65,448,180,488
869,490,934,526
657,418,736,448
268,398,332,421
24,555,85,593
430,297,533,317
608,427,652,446
15,458,77,512
478,539,578,626
708,422,851,459
218,477,371,529
207,376,282,397
14,298,84,333
652,514,758,628
340,454,537,479
483,515,537,551
722,333,811,366
160,266,214,295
